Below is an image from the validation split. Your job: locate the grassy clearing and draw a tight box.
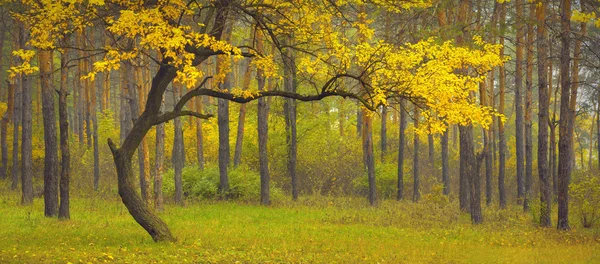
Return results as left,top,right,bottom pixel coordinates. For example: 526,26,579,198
0,189,599,263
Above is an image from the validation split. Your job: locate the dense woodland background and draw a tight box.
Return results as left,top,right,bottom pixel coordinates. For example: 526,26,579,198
0,0,599,247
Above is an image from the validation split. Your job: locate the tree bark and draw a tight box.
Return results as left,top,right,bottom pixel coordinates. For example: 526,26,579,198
173,84,185,205
441,129,449,196
136,63,151,205
515,0,526,205
413,105,420,202
91,53,100,191
381,106,387,161
283,49,298,200
59,45,71,220
154,119,165,212
363,108,376,205
557,0,572,231
397,100,407,200
461,125,482,223
40,50,59,216
536,1,551,227
20,28,33,206
11,35,21,191
2,34,14,181
233,61,252,167
524,3,534,211
195,96,205,169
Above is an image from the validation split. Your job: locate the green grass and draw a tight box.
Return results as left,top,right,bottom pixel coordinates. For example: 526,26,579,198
0,189,599,263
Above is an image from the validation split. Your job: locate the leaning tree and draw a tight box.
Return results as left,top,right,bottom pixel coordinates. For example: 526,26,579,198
8,0,504,242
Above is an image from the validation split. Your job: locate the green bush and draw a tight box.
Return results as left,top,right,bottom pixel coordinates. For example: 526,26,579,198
164,165,284,202
570,173,600,228
352,163,400,199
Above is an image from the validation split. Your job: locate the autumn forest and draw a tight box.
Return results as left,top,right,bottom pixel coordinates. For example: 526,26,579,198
0,0,599,262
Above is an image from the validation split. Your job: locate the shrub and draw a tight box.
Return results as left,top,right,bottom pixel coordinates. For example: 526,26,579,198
352,163,406,199
570,173,600,228
164,165,284,202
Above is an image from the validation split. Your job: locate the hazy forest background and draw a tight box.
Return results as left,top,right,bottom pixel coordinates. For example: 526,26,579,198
0,0,600,262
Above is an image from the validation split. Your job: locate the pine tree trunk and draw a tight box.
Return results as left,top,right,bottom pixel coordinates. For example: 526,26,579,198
441,129,449,196
40,50,59,217
1,38,13,180
413,106,420,202
11,37,21,191
58,45,71,220
536,2,551,227
20,28,33,206
397,100,407,200
515,0,525,205
523,4,534,211
557,0,572,230
497,1,507,209
381,106,387,161
283,50,298,200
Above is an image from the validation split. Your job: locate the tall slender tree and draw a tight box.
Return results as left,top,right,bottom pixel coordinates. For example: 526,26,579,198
40,49,59,216
397,100,407,200
413,105,420,202
515,0,526,205
497,0,507,208
557,0,572,230
58,40,71,220
536,0,551,227
20,27,33,206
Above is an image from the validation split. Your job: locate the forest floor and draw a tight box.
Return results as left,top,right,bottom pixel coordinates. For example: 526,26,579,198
0,189,599,263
